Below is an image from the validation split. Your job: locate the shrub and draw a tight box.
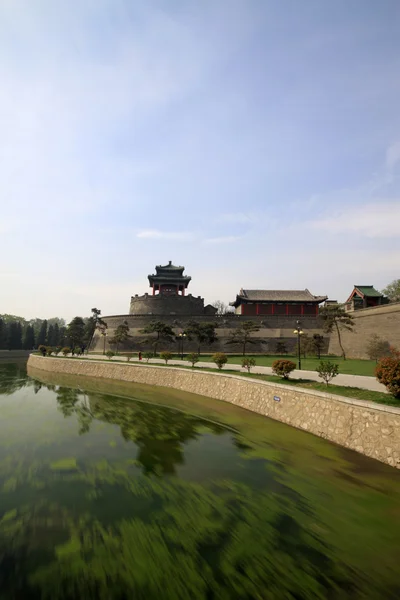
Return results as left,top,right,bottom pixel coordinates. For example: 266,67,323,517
272,359,296,379
74,347,83,356
61,347,71,356
143,352,153,363
187,353,200,367
212,352,228,370
375,348,400,398
124,353,132,362
38,345,47,356
241,357,256,373
105,350,115,360
316,361,339,386
54,346,62,355
160,351,173,364
46,347,54,356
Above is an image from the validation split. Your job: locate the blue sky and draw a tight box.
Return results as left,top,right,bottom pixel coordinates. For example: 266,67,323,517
1,0,400,320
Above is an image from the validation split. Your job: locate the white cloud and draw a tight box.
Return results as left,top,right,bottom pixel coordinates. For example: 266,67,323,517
307,201,400,238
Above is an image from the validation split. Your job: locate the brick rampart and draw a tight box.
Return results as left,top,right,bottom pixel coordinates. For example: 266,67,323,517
328,302,400,358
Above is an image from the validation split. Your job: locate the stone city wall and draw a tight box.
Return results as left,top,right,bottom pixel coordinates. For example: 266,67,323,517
129,293,208,316
91,314,326,354
328,302,400,359
28,355,400,469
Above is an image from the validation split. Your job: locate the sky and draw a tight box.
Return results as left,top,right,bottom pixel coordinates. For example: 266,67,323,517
1,0,400,321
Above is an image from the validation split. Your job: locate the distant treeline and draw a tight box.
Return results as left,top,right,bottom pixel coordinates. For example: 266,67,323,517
0,315,67,350
0,312,102,352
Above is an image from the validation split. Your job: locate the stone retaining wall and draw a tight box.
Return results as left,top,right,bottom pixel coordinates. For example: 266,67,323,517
28,355,400,469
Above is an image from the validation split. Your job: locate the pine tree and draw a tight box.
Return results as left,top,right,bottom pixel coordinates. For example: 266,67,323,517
47,324,55,346
54,323,60,346
8,322,22,349
0,318,6,349
66,317,86,349
23,325,35,350
37,320,48,346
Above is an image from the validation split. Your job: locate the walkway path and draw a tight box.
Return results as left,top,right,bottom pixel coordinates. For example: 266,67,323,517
81,354,387,394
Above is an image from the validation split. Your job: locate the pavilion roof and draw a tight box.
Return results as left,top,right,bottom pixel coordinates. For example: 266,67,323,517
230,289,328,306
353,285,383,298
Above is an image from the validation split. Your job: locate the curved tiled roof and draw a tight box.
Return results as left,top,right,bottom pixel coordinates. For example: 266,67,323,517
237,289,327,302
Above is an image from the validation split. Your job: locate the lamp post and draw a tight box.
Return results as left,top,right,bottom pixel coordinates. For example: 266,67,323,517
178,332,186,360
293,320,303,370
102,331,107,355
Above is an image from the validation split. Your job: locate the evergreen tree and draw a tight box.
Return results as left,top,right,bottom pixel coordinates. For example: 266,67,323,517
47,324,55,346
67,317,86,349
23,325,35,350
8,322,22,349
0,318,6,349
54,323,60,346
37,320,48,346
59,326,67,346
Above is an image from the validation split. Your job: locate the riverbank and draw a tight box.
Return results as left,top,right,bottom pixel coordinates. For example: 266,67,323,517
28,355,400,469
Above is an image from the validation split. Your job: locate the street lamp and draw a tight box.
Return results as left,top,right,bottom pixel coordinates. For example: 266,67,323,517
293,320,304,370
101,331,107,355
178,332,186,360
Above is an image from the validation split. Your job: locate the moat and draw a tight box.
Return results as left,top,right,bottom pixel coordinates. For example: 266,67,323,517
1,361,400,599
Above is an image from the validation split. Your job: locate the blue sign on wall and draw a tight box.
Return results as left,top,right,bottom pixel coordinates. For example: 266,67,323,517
273,396,281,402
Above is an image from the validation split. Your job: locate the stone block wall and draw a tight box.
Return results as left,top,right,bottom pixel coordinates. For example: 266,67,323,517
129,293,206,316
28,355,400,469
90,313,327,354
328,302,400,359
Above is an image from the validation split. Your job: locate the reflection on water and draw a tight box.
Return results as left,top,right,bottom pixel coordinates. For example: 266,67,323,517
1,362,400,599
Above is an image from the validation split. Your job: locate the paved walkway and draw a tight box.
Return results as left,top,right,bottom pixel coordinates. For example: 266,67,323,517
80,354,387,394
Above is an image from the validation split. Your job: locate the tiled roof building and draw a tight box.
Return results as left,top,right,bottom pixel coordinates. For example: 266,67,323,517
230,288,327,316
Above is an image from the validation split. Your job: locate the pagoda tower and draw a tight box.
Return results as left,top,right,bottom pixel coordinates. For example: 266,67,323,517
148,261,191,296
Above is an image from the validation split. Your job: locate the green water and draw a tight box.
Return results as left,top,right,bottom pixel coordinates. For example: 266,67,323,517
1,362,400,599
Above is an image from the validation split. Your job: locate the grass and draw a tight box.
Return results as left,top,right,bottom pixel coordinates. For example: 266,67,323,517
196,354,377,376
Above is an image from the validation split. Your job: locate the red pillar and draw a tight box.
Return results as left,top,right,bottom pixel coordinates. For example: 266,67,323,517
272,304,275,315
286,304,289,316
152,284,155,296
256,303,259,315
182,287,185,296
301,304,304,316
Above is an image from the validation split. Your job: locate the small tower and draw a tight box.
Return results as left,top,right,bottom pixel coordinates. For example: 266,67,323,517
148,261,191,296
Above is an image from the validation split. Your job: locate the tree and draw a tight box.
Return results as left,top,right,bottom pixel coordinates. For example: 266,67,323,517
184,321,218,354
7,322,23,349
300,334,314,358
160,351,173,364
47,324,55,346
375,348,400,398
241,357,256,372
272,359,296,379
212,300,233,315
85,308,107,351
53,323,61,346
365,334,391,363
140,321,175,356
381,279,400,303
106,350,115,360
225,321,260,355
0,318,6,349
66,317,86,349
23,325,35,350
275,341,288,355
319,305,354,360
109,321,130,355
37,320,48,346
316,361,339,386
186,353,199,367
311,334,324,359
212,352,228,369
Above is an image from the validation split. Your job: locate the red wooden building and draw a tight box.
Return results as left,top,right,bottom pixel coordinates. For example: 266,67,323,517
345,285,388,311
230,289,327,317
148,261,191,296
